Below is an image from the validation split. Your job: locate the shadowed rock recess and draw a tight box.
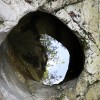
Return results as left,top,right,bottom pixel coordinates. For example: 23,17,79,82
3,11,85,84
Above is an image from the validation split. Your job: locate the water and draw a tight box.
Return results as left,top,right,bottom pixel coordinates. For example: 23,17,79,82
40,34,70,85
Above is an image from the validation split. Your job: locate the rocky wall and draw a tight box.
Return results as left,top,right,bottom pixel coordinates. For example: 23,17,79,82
0,0,100,100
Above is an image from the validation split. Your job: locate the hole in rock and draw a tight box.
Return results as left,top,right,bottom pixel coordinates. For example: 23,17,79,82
6,10,85,85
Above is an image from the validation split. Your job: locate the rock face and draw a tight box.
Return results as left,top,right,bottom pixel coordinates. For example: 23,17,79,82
0,0,100,100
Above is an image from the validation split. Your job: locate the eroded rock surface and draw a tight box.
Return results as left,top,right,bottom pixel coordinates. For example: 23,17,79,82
0,0,100,100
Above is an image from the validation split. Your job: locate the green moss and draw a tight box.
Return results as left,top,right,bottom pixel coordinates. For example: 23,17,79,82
80,37,89,51
59,94,66,100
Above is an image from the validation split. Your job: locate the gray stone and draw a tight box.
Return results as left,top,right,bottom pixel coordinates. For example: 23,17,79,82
0,0,100,100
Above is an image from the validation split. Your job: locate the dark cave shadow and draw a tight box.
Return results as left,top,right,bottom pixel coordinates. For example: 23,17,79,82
7,10,85,84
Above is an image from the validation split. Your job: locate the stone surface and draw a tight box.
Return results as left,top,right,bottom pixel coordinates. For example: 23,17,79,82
0,0,100,100
86,82,100,100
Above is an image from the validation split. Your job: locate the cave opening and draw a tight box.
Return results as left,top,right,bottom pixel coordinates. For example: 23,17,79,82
6,10,85,85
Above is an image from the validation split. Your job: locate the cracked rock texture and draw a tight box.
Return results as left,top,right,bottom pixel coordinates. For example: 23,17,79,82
0,0,100,100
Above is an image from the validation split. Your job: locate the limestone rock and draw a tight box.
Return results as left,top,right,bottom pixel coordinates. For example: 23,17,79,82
0,0,100,100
